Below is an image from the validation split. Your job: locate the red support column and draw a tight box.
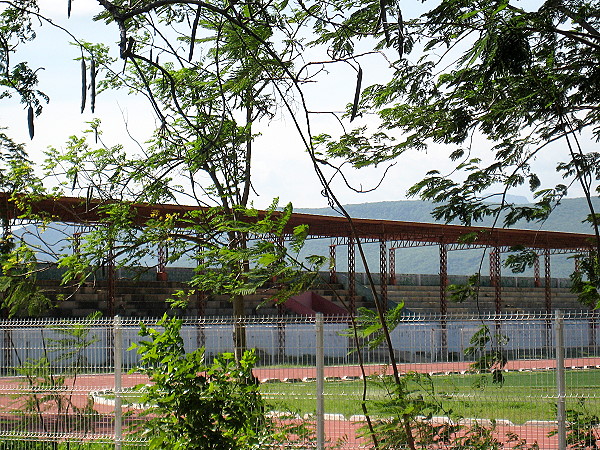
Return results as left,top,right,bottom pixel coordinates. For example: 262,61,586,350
196,254,206,317
439,243,448,316
544,249,552,314
490,248,502,314
271,236,285,283
380,240,388,309
439,243,448,359
534,254,541,288
73,231,83,282
329,244,337,284
389,247,396,286
157,241,168,281
73,232,82,255
348,237,356,314
195,251,207,350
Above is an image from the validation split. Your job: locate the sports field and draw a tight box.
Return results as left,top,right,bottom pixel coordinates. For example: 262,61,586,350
261,368,600,425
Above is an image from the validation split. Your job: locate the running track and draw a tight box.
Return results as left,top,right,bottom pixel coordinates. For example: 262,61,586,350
1,357,599,448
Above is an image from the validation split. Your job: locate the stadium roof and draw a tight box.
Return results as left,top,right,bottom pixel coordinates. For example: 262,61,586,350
0,194,594,251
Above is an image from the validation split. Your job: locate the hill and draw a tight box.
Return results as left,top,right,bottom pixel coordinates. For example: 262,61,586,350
296,197,600,278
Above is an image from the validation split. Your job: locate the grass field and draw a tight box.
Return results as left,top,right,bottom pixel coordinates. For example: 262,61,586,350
97,369,600,425
260,369,600,424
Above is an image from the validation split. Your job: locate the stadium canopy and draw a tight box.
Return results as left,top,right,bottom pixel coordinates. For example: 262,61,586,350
0,194,595,315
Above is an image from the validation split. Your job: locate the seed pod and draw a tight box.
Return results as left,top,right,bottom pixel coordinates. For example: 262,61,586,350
189,6,201,61
68,0,72,18
86,186,92,211
90,58,96,113
350,66,363,122
81,59,87,113
27,106,34,139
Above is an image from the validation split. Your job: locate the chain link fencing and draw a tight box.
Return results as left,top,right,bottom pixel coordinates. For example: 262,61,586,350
0,312,598,448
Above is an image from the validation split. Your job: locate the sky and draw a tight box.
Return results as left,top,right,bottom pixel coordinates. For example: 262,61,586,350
0,0,592,210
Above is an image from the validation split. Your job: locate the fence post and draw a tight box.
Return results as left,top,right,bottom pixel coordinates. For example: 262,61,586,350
114,315,123,450
555,310,566,450
316,313,325,450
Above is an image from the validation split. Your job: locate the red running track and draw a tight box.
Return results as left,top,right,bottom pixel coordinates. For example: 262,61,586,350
1,357,599,448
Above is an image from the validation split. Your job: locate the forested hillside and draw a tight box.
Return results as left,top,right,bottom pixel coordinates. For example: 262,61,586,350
297,197,600,278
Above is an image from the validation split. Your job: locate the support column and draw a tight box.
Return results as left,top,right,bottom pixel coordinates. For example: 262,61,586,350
277,303,286,363
73,232,82,255
439,243,448,361
389,248,396,286
380,240,388,309
490,248,502,314
534,254,541,288
439,243,448,316
270,236,285,283
107,241,116,317
195,243,207,348
157,241,168,281
196,289,207,351
329,244,337,284
73,231,83,282
544,249,552,314
196,254,207,317
348,237,356,314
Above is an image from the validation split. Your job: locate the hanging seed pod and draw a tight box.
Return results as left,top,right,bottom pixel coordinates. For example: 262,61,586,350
67,0,72,18
86,185,92,211
27,106,34,139
81,59,87,113
397,7,404,59
90,58,96,113
350,66,363,122
189,6,201,61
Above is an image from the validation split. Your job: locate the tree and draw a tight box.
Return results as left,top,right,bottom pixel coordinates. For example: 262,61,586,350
9,1,598,448
1,2,412,447
34,0,334,356
317,0,600,305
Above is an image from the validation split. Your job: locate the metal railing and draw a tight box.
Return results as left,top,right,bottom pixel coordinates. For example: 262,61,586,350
0,312,598,448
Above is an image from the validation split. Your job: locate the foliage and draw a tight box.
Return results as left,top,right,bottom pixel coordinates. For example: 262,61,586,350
27,0,337,335
313,0,600,315
130,314,317,449
342,302,404,349
0,442,118,450
360,371,539,449
563,398,600,449
464,324,509,386
5,1,598,448
548,397,600,449
504,247,540,274
318,0,600,230
447,274,481,304
13,312,101,439
570,252,600,308
0,131,50,317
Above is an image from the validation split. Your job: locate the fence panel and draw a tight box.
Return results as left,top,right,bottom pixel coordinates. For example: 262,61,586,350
0,313,599,448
